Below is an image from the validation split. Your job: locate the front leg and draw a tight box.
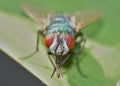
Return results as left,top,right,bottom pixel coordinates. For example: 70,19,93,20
61,52,71,67
47,52,56,78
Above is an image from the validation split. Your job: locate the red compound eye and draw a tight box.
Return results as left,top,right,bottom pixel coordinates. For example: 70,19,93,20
45,34,54,48
66,34,75,49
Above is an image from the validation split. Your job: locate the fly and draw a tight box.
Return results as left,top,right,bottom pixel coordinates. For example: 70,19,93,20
22,4,102,78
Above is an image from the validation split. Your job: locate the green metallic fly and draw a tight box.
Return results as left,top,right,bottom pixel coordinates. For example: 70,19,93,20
22,4,102,78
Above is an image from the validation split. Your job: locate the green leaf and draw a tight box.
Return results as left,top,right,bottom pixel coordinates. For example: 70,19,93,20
0,12,70,86
0,0,120,86
0,12,120,86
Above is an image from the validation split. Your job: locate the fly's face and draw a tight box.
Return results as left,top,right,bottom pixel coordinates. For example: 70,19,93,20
45,32,75,78
45,32,75,55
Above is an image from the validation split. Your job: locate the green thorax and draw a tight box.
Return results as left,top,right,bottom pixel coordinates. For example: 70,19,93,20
46,15,74,37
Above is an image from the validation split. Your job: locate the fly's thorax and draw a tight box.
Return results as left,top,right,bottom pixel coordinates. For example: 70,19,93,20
44,32,75,55
46,15,75,37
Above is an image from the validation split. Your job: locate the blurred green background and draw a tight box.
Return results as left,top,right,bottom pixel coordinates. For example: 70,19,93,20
0,0,120,86
0,0,120,46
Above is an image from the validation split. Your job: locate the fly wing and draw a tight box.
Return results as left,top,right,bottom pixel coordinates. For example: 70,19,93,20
21,4,55,27
72,10,102,32
22,4,102,32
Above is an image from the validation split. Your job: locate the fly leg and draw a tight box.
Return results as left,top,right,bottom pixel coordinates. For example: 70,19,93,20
36,30,44,52
75,32,87,78
58,53,71,77
47,52,71,78
61,53,71,67
21,30,44,59
47,52,56,78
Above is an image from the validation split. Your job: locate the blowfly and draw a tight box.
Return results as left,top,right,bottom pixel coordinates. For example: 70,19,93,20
22,4,102,78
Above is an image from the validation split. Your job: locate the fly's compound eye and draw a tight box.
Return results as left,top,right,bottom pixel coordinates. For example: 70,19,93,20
66,34,75,49
45,34,54,48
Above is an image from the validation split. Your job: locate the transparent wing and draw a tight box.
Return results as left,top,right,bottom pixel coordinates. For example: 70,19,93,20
72,10,102,32
22,4,102,32
21,4,55,25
